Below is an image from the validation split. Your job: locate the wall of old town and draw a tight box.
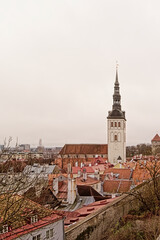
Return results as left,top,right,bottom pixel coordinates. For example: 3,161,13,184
65,193,140,240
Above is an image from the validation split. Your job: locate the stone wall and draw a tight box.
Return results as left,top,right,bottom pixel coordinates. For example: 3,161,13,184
65,193,140,240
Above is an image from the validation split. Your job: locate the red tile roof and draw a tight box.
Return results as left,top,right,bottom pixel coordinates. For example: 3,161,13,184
0,213,62,240
57,181,68,200
76,176,100,186
92,165,106,173
0,195,63,240
72,166,94,174
103,180,132,193
152,134,160,142
56,198,117,227
104,168,132,179
59,144,108,155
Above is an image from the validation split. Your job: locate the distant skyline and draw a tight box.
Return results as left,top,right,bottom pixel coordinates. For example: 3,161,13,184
0,0,160,147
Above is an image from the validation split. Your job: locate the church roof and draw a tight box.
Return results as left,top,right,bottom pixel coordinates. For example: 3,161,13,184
59,144,108,155
152,134,160,142
107,109,125,119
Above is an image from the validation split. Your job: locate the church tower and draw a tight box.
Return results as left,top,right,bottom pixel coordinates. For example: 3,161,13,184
107,65,126,164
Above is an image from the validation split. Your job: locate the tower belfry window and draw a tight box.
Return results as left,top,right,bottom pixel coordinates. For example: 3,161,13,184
114,135,117,141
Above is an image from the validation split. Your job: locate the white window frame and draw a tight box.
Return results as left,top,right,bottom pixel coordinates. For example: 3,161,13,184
31,215,38,223
46,228,54,239
0,225,8,234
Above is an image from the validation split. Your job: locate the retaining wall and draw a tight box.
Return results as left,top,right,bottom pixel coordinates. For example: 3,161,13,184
65,193,140,240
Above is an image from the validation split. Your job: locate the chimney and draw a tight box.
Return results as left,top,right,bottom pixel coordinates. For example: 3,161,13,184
94,169,100,180
53,177,58,195
83,168,87,181
77,170,81,177
67,163,71,174
67,177,77,204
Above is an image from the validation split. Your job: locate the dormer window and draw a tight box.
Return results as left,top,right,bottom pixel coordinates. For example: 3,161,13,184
0,225,8,234
31,215,38,224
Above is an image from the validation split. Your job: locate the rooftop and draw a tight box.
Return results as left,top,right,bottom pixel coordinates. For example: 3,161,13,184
59,144,108,155
0,194,62,239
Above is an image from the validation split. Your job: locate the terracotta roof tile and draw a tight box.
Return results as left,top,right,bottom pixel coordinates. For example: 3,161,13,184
59,144,108,155
103,180,132,193
72,166,94,174
0,195,62,240
152,134,160,142
104,168,132,179
76,176,100,186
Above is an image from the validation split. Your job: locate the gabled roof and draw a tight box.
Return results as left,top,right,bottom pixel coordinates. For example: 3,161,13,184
0,195,62,240
0,213,62,240
59,144,108,155
152,134,160,142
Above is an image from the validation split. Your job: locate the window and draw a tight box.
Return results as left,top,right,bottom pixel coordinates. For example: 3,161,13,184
111,122,113,127
46,229,54,239
50,229,53,237
118,122,121,128
31,215,38,223
114,135,117,141
115,122,117,127
33,234,41,240
0,225,8,234
46,230,49,239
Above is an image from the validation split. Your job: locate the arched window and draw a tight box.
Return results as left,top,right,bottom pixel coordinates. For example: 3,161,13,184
111,122,113,127
114,134,117,141
118,122,121,128
115,122,117,127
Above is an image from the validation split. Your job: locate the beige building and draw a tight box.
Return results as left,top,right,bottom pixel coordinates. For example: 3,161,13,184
151,134,160,155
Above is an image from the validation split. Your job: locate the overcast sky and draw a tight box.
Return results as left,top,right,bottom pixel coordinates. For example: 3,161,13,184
0,0,160,147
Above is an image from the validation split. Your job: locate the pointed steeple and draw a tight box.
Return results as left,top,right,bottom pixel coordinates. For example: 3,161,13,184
113,64,121,111
107,64,126,120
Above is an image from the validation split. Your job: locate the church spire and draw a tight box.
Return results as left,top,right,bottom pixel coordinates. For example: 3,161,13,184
113,63,121,111
115,62,119,84
107,64,126,120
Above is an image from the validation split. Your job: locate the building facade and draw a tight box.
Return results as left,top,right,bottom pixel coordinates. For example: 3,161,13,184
107,67,126,164
151,134,160,155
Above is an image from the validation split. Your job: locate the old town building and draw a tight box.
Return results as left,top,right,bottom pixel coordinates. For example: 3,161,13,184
107,66,126,164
